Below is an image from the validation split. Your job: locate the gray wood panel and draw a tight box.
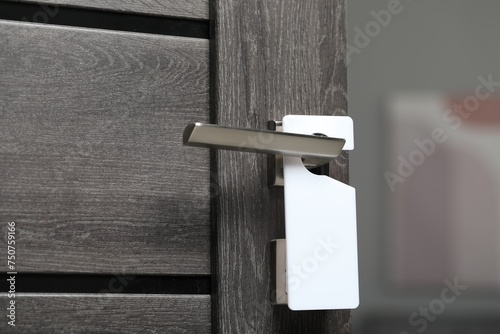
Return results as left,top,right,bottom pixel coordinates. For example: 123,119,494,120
4,0,209,20
0,294,211,333
0,21,211,274
211,0,351,332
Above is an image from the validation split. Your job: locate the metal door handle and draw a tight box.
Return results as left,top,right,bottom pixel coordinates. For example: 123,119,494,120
183,122,345,162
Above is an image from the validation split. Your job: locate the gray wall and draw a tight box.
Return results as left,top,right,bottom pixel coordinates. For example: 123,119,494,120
348,0,500,332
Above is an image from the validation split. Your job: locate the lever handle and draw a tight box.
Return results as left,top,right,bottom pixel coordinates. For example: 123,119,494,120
183,123,345,161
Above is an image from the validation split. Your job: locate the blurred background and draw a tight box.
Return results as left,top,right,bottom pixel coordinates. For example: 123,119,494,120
348,0,500,333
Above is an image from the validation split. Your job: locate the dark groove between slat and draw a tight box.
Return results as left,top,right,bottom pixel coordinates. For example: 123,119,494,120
0,274,211,294
0,2,209,39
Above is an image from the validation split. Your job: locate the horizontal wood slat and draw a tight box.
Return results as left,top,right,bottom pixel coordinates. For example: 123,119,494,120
0,21,211,274
0,294,211,333
2,0,209,20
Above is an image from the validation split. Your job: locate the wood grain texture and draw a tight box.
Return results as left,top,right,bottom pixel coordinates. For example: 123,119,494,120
0,294,211,333
4,0,209,20
0,21,211,274
211,0,351,332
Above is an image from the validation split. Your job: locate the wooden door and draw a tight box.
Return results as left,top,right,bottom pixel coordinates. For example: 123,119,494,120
0,0,350,333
